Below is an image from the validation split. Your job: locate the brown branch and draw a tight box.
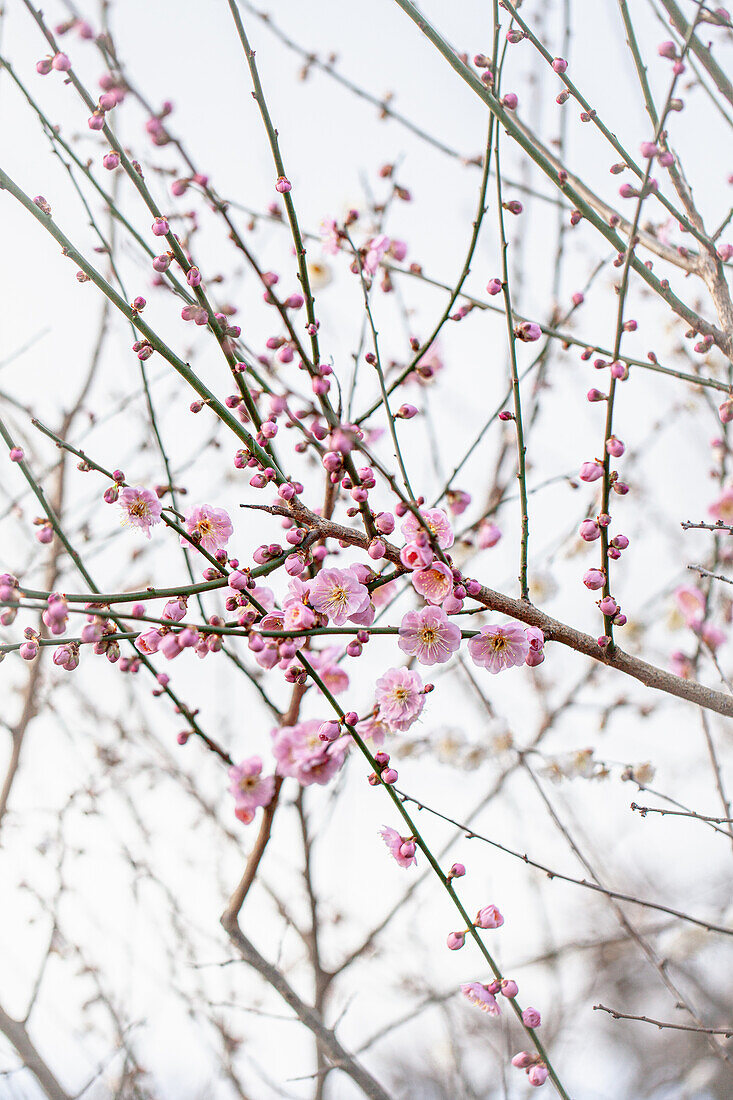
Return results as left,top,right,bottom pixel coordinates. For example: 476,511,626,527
594,1002,733,1036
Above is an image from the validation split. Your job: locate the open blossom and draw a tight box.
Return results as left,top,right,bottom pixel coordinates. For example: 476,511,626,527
272,720,348,786
401,508,454,549
182,504,232,553
398,605,461,665
119,486,162,537
375,667,425,731
411,561,454,605
228,756,275,824
310,567,370,625
468,622,530,673
379,825,417,868
460,982,501,1016
674,585,705,626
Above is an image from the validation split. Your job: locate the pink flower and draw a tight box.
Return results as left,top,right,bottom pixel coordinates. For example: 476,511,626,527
319,218,340,255
163,597,187,622
525,626,545,667
356,715,391,747
272,720,348,786
468,623,529,673
674,585,705,626
400,540,434,571
119,486,163,537
401,508,454,549
478,521,502,548
228,756,275,823
375,667,425,731
310,567,370,626
475,904,504,929
182,505,233,554
460,982,501,1016
528,1065,549,1087
364,233,390,275
709,487,733,524
411,561,454,605
398,606,461,665
447,931,465,950
379,825,417,868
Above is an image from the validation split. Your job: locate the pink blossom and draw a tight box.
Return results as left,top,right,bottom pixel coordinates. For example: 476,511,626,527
460,982,501,1016
400,540,434,570
182,505,233,554
119,486,163,537
525,626,545,667
411,562,454,605
468,623,529,673
379,825,417,868
364,233,390,275
163,597,187,622
401,508,454,549
135,628,163,654
228,756,275,823
319,218,340,255
356,715,391,747
375,667,425,731
528,1065,549,1087
709,487,733,524
475,904,504,929
272,720,348,786
398,606,461,665
674,585,705,626
310,567,370,625
478,521,502,548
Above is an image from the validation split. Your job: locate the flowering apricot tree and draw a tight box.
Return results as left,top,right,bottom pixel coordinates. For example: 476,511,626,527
2,0,733,1097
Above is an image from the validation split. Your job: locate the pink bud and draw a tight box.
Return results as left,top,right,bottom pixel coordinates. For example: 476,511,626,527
501,979,519,998
9,447,23,462
551,57,568,73
511,1052,536,1069
103,152,120,170
52,52,71,71
36,58,53,75
448,862,466,879
579,519,600,541
528,1065,549,1087
579,461,603,482
522,1007,542,1028
583,569,605,590
502,92,518,110
447,931,465,950
396,404,418,419
152,217,169,236
88,113,105,131
275,176,292,193
515,321,541,342
658,40,677,58
606,435,625,457
487,277,502,295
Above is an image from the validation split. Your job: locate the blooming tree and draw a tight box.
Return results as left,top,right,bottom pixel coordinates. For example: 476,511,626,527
2,0,733,1097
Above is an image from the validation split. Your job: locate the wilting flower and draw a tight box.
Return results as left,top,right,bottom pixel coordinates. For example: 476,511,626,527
398,605,461,666
182,504,233,553
468,622,530,673
375,667,425,731
379,825,417,868
228,756,275,824
119,486,162,537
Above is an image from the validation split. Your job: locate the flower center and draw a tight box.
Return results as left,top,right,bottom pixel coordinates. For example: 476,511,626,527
419,625,438,645
491,635,508,651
